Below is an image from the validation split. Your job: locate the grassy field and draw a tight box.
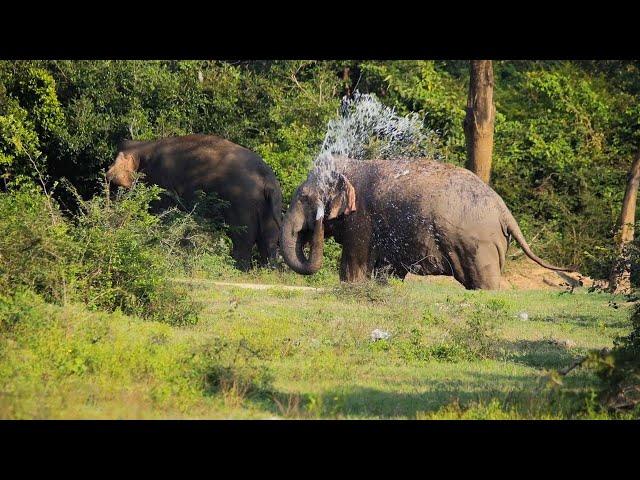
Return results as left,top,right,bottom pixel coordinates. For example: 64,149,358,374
0,265,633,419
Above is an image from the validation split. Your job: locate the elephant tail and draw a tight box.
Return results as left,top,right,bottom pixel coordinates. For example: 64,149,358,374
501,207,575,272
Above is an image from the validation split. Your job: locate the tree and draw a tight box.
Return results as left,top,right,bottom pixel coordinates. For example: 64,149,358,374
609,151,640,294
463,60,495,184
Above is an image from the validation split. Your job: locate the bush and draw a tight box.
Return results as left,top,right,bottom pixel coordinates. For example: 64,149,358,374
450,311,501,360
0,179,206,325
0,289,41,331
0,182,77,304
189,337,275,406
71,180,206,324
585,302,640,413
393,315,500,364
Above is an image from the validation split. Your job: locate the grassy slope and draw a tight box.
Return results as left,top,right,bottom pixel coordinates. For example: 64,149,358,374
1,268,632,419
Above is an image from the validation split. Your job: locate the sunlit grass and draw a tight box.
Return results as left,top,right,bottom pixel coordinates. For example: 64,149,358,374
0,272,633,419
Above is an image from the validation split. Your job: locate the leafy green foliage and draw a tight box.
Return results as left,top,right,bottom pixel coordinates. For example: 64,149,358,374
1,60,639,279
0,182,77,304
0,63,63,184
585,302,640,413
0,180,205,325
70,181,202,324
0,60,342,204
358,61,467,162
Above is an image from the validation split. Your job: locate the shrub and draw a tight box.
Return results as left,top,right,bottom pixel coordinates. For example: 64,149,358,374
332,279,391,304
392,327,486,364
0,289,41,331
450,311,501,360
0,182,77,304
0,179,206,325
190,338,275,406
70,180,202,324
586,302,640,413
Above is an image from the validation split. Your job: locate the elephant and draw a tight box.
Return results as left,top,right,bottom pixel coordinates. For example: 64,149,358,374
280,156,571,289
106,134,282,270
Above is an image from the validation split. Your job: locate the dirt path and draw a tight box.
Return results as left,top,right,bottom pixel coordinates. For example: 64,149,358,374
173,278,324,292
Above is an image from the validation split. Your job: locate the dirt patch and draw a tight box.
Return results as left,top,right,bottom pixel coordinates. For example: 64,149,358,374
501,255,606,291
405,256,607,292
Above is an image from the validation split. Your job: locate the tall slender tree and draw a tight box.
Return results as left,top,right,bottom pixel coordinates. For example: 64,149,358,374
463,60,495,184
609,151,640,294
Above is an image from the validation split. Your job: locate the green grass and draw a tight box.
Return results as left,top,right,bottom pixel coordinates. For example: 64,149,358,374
0,272,635,419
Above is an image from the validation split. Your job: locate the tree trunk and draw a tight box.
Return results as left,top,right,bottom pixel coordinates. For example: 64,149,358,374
464,60,495,184
342,66,351,97
609,151,640,294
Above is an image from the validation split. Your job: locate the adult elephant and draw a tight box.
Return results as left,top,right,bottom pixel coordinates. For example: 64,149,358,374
106,134,282,270
280,156,571,289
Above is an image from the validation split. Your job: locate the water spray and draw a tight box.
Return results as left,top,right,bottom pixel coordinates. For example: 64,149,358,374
310,92,443,201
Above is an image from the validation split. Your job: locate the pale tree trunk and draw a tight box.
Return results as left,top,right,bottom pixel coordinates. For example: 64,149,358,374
464,60,495,184
609,151,640,294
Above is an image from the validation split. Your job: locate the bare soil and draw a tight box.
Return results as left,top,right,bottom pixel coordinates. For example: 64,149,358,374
406,255,607,291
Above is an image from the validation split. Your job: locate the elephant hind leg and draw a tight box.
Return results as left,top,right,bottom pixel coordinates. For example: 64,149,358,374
228,223,257,272
472,265,502,290
467,242,504,290
256,212,280,267
231,237,253,271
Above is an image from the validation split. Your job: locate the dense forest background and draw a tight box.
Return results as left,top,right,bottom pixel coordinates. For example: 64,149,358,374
2,60,639,279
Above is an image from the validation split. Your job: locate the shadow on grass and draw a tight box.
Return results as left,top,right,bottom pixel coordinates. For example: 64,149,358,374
501,339,579,370
250,370,589,419
533,313,628,329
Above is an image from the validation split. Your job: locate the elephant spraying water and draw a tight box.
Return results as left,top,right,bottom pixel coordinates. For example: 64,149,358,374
280,156,571,290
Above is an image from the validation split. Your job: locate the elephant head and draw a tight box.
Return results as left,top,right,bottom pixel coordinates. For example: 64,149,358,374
281,170,357,275
105,151,141,188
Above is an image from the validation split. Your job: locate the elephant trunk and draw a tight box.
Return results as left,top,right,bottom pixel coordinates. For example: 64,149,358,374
281,202,324,275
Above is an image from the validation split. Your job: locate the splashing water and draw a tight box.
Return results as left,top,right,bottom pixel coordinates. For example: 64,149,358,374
310,92,443,200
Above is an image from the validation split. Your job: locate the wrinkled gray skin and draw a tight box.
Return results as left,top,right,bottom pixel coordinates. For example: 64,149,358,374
106,134,282,270
281,157,571,289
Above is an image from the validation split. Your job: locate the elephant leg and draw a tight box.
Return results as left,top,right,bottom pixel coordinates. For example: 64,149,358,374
467,242,503,290
227,213,258,271
256,213,280,267
339,248,372,282
439,248,470,289
230,233,253,271
339,217,373,282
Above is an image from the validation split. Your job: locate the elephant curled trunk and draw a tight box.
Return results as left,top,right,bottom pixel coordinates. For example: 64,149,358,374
280,201,324,275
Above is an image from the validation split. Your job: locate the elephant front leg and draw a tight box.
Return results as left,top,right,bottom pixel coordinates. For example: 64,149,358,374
339,249,371,282
338,214,373,283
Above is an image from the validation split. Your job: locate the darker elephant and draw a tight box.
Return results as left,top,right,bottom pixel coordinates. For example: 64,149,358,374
280,156,571,289
106,134,282,270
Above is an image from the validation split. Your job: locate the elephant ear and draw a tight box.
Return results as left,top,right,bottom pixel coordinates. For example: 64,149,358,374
327,174,357,220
